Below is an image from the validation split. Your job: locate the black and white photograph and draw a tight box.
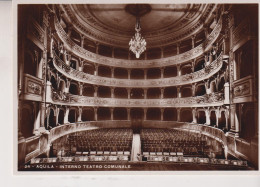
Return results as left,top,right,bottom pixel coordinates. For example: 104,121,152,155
16,2,259,172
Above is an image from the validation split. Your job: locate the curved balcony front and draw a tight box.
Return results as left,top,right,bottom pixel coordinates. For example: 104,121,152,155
48,121,227,146
53,53,223,88
54,16,222,68
51,90,224,108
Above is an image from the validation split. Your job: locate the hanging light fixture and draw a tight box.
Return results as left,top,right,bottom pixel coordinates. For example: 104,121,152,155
129,17,146,58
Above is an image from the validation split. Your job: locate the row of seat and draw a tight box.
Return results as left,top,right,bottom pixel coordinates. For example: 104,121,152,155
52,128,133,158
31,155,130,163
73,146,132,152
140,129,215,157
142,155,247,167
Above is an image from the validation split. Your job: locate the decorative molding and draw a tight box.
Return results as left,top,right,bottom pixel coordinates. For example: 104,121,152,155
52,90,224,108
53,53,223,88
233,75,253,103
22,74,43,101
234,83,250,97
61,4,217,48
27,81,42,95
54,16,222,68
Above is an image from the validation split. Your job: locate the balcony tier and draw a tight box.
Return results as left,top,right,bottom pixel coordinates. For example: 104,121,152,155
51,90,224,108
54,16,222,68
53,53,223,88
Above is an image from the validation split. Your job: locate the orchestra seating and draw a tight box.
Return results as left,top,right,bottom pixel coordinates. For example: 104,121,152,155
52,128,133,159
140,128,220,159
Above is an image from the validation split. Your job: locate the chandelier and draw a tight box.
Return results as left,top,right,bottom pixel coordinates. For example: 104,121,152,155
129,17,146,59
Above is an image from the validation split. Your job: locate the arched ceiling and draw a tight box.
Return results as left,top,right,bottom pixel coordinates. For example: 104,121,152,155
60,4,218,48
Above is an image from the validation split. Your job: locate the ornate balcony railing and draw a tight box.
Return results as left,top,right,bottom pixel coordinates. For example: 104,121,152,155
53,53,223,88
54,16,222,68
51,90,224,108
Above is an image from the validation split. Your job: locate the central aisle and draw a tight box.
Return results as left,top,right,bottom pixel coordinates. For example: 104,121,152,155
131,133,141,161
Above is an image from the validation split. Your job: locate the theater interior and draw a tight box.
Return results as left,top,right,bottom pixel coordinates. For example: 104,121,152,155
17,4,258,171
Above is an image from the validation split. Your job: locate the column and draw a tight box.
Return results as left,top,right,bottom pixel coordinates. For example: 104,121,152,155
225,109,229,131
191,35,196,48
95,42,99,54
46,81,52,103
50,32,54,58
80,34,85,48
191,60,195,73
64,78,70,93
63,49,67,64
46,107,50,129
161,108,164,121
224,82,230,104
160,47,164,58
209,51,213,64
144,69,147,80
33,102,41,135
234,105,240,135
143,108,147,120
79,83,83,96
110,108,114,120
127,108,131,120
205,80,211,94
205,108,210,125
160,67,164,78
127,88,131,99
94,86,98,97
65,51,71,66
94,107,98,121
177,108,181,122
161,88,164,99
177,43,180,55
39,103,47,133
64,107,69,124
40,11,49,132
177,86,181,98
94,64,99,76
78,59,84,72
56,107,60,126
144,88,147,99
192,84,196,97
215,110,219,127
192,108,197,123
177,65,181,76
144,52,147,60
128,69,131,79
77,107,82,122
111,87,115,98
229,104,237,134
111,67,114,78
204,53,208,67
